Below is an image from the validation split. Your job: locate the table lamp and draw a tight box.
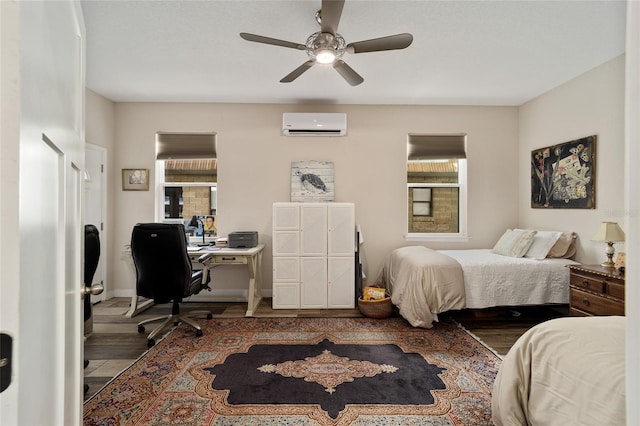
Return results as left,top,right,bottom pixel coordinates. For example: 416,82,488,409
591,221,625,268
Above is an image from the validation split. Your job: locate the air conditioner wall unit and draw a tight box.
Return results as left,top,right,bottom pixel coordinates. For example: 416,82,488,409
282,113,347,136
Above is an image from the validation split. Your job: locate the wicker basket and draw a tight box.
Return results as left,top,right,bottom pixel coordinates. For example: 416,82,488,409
358,296,393,319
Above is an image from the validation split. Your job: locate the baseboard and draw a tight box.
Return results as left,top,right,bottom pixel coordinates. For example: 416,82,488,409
112,288,273,300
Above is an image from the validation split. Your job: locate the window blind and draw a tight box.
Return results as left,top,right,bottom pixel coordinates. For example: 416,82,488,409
156,132,217,160
407,134,466,160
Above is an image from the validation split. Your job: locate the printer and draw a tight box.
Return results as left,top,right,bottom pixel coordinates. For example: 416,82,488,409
228,231,258,248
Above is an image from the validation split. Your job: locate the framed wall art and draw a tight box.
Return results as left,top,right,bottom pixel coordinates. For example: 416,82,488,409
291,160,334,202
122,168,149,191
531,135,596,209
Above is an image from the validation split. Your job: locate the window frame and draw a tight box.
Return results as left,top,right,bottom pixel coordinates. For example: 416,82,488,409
154,160,218,221
406,158,469,242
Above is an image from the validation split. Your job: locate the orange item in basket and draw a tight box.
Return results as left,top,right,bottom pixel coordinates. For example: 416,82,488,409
363,286,387,301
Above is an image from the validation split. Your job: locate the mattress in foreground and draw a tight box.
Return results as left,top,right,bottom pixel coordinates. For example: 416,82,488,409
492,316,626,426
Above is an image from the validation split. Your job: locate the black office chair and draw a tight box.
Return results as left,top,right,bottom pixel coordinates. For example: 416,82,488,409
85,224,101,324
84,224,101,395
131,223,213,348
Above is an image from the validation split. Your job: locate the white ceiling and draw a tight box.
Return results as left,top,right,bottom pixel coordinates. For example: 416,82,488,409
81,0,626,106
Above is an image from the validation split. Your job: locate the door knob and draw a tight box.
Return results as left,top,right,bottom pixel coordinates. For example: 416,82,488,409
82,283,104,298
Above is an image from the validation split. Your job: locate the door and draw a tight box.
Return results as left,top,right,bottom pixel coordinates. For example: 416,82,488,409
84,144,107,302
328,203,355,257
0,2,86,425
300,204,327,256
300,258,327,309
273,203,300,230
328,257,356,308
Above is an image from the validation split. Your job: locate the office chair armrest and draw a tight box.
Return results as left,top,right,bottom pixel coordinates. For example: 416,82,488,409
198,252,215,264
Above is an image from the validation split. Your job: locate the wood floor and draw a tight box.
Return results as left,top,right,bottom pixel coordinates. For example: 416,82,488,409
83,297,568,401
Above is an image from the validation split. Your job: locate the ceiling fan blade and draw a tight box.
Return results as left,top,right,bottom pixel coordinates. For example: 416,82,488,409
333,60,364,86
280,61,314,83
346,33,414,54
320,0,345,35
240,32,306,50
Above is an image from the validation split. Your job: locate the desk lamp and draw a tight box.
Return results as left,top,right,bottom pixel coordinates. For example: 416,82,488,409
591,222,625,268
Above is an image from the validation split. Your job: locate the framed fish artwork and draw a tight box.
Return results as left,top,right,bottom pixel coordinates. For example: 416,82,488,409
291,160,334,202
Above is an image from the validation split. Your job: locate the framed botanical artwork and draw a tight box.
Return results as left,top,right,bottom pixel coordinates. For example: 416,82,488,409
122,168,149,191
531,135,596,209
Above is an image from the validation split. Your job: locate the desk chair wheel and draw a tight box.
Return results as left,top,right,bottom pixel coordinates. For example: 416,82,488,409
206,313,213,320
138,325,145,334
196,329,203,337
147,339,155,348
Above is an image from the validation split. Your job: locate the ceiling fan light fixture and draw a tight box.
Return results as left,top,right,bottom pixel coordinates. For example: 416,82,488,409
315,49,336,64
240,0,414,85
305,31,345,64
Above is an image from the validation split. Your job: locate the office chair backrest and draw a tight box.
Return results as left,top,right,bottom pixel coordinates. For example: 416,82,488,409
84,224,101,287
84,224,101,322
131,223,193,304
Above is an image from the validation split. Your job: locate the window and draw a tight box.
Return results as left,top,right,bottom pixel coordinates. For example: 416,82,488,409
407,134,467,240
155,132,217,235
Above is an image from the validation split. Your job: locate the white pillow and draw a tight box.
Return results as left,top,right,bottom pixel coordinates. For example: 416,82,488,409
522,230,563,260
492,229,537,257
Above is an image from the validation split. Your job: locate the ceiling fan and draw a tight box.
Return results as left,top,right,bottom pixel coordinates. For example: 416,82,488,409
239,0,413,86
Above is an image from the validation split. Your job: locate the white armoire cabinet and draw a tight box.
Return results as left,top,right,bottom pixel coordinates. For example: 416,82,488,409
272,202,355,309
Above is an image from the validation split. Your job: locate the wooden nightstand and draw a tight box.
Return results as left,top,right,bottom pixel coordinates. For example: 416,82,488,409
567,264,625,316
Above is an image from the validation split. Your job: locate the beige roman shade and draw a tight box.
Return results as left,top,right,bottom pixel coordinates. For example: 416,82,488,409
407,134,466,160
156,132,217,160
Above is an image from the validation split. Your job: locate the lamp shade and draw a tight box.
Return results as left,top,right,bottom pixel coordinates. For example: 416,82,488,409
591,222,626,242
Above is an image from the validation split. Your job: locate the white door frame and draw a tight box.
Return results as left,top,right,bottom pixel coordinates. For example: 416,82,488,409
85,143,108,301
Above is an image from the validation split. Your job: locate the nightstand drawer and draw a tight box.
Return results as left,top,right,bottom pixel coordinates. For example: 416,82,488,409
569,273,605,294
607,281,625,299
570,288,625,316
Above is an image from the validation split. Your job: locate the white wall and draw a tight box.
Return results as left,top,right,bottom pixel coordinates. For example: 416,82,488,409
107,103,519,296
518,55,625,265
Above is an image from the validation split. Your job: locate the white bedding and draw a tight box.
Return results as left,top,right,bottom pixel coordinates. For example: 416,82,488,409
440,249,578,309
492,316,626,426
381,247,577,328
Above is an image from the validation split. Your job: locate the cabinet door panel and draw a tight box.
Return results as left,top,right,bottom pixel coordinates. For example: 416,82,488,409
300,204,327,256
273,283,300,309
328,257,355,308
301,258,327,308
273,231,299,256
328,203,354,256
273,203,300,230
273,257,299,282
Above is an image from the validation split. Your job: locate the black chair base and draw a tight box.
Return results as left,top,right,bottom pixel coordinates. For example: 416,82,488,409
137,301,212,348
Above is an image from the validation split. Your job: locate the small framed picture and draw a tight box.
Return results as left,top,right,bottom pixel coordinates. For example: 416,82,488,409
614,252,625,269
122,169,149,191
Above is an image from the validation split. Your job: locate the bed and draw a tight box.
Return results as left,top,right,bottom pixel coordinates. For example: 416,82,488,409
492,316,626,425
380,229,578,328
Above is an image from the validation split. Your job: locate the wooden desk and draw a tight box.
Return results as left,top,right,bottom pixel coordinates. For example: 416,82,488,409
125,244,265,318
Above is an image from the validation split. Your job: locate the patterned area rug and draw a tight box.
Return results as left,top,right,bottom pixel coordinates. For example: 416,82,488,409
83,317,500,425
